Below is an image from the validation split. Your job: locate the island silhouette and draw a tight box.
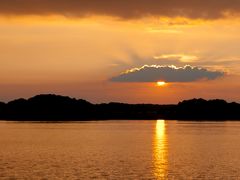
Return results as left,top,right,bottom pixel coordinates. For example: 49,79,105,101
0,94,239,120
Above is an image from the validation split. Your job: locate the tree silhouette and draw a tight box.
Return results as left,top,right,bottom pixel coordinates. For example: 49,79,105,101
0,94,239,120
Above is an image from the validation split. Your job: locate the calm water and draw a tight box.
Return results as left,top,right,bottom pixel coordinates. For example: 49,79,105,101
0,120,240,179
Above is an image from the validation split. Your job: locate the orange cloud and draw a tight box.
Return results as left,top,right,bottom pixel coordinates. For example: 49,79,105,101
0,0,240,19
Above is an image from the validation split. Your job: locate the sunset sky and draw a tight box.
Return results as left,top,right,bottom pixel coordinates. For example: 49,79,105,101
0,0,240,104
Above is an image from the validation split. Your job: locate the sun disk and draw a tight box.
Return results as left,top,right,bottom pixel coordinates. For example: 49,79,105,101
157,81,166,86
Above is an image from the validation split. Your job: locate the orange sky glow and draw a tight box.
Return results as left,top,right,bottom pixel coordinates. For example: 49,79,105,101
0,2,240,104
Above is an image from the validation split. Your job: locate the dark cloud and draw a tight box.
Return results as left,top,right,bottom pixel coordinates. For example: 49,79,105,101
0,0,240,19
110,65,224,82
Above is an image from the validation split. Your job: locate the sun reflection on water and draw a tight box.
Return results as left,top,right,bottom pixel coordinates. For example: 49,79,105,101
153,120,168,179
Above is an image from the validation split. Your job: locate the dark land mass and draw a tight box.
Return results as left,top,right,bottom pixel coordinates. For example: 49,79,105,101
0,94,239,121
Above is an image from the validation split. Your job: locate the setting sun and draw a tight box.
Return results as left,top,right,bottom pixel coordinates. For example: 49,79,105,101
157,81,166,86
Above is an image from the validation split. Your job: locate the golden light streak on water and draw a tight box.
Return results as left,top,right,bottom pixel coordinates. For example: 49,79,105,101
153,120,168,179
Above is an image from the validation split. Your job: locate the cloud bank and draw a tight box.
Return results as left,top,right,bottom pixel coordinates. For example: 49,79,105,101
0,0,240,19
110,65,224,82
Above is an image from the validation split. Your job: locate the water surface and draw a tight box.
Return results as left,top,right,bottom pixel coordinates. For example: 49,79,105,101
0,120,240,179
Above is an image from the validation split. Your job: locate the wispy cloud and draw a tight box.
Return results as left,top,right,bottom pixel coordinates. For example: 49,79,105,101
146,28,183,34
110,65,224,82
154,54,198,62
0,0,240,19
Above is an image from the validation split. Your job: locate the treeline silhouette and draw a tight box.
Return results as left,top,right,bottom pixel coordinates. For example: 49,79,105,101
0,94,239,120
